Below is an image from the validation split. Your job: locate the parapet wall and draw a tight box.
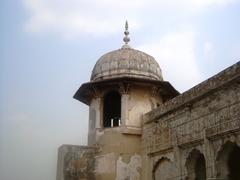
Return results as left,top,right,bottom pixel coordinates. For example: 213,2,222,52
56,145,96,180
141,61,240,179
143,61,240,124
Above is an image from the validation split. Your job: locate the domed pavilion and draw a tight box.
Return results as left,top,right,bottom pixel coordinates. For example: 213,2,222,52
57,21,240,180
72,21,178,179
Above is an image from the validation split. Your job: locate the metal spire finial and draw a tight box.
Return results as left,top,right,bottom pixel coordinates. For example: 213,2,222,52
122,20,130,48
125,21,128,31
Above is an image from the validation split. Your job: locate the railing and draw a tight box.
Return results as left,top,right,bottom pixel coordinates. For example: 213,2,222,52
110,117,121,127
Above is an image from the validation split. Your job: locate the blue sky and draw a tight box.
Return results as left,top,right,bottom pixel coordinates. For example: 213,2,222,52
0,0,239,180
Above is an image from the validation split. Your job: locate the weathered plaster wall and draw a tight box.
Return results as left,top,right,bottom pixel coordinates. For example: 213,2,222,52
96,129,141,154
127,86,162,127
94,128,142,180
116,154,142,180
88,98,101,146
153,156,178,180
88,84,162,146
88,84,162,131
94,153,142,180
94,153,116,180
86,83,161,180
142,62,240,180
56,145,96,180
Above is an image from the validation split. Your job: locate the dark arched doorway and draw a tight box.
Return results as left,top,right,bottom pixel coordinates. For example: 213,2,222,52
186,149,206,180
228,144,240,180
217,141,240,180
103,91,121,127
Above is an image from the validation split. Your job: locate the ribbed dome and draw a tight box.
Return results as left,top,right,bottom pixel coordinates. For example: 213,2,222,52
91,47,163,82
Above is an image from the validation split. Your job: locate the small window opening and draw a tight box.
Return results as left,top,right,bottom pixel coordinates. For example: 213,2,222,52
103,91,121,128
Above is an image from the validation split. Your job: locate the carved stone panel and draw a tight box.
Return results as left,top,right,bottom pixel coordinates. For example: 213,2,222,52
142,123,172,154
206,118,240,139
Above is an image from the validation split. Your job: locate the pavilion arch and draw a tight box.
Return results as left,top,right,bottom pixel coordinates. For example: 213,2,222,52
185,149,206,180
103,90,121,128
216,141,240,180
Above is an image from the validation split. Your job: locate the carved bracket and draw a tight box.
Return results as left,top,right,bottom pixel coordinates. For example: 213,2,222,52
151,85,165,97
151,86,159,97
91,86,102,98
119,82,130,94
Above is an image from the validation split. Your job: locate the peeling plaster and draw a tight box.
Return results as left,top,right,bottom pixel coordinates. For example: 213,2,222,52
95,153,116,174
116,154,141,180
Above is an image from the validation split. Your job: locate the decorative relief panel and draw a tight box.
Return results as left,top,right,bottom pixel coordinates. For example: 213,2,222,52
143,99,240,151
206,118,240,139
176,119,204,145
142,123,172,154
141,63,240,180
214,106,230,124
206,102,240,139
229,102,240,118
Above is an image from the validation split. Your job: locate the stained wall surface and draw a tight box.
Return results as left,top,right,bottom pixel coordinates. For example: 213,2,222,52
57,62,239,180
56,145,96,180
142,62,240,180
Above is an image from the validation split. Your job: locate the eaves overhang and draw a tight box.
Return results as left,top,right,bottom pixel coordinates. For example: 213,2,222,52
73,77,180,106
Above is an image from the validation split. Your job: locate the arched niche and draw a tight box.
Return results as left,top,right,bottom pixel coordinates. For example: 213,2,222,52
103,91,121,127
216,141,240,180
153,157,175,180
185,149,206,180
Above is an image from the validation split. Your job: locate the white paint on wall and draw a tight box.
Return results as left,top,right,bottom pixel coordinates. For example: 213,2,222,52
116,154,141,180
95,153,116,174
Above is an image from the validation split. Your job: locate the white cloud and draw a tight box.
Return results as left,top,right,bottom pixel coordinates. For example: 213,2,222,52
203,41,215,63
23,0,143,38
22,0,237,38
138,30,203,92
187,0,236,8
143,0,236,9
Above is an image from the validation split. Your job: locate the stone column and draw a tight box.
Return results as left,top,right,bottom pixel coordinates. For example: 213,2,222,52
88,97,101,146
203,129,215,179
95,97,102,129
119,82,130,127
121,93,129,126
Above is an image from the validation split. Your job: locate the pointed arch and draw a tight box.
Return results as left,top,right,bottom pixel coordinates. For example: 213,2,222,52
103,91,121,127
216,141,240,180
153,157,176,180
185,149,206,180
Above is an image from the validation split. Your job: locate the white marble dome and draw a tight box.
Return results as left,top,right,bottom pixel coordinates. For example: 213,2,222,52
90,47,163,82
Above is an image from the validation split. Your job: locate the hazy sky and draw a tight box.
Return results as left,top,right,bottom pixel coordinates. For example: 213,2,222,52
1,0,240,180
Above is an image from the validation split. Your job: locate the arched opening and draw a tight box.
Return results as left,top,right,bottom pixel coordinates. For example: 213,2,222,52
217,141,240,180
195,153,206,180
153,157,175,180
186,149,206,180
228,144,240,180
103,91,121,127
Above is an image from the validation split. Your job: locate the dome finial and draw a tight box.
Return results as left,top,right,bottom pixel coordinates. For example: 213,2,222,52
125,20,128,31
122,20,130,48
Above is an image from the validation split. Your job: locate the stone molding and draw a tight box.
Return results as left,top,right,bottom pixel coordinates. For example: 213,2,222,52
144,62,240,124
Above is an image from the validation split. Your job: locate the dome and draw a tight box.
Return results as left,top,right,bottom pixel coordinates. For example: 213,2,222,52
74,22,179,105
91,47,163,81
